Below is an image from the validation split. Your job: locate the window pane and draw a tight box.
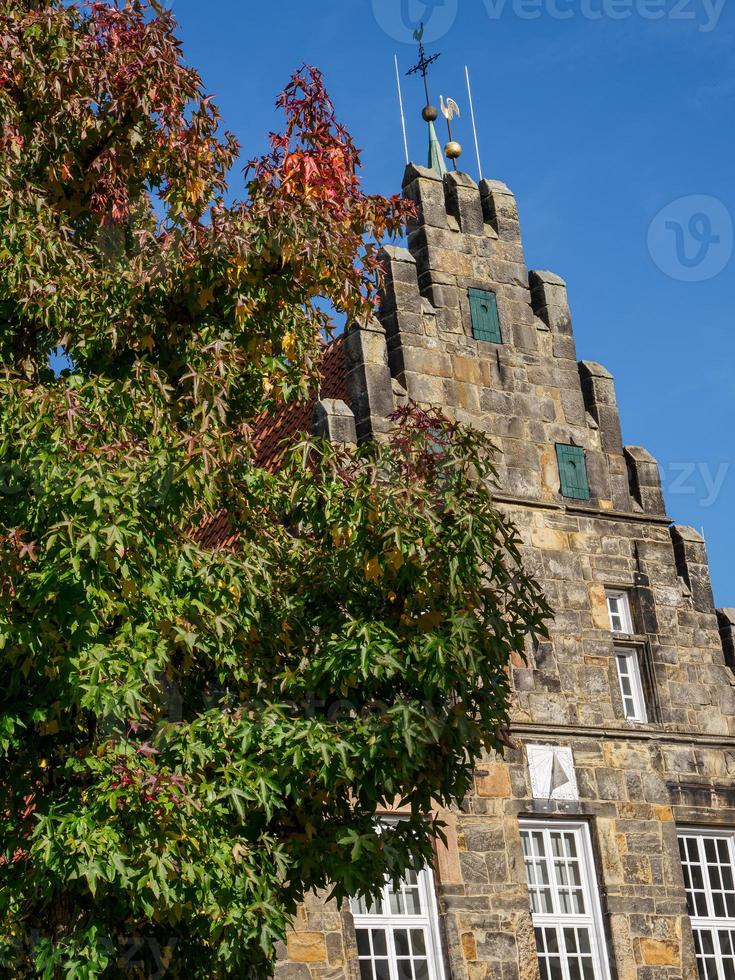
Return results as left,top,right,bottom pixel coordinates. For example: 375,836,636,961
531,886,554,915
353,893,384,916
680,832,735,926
352,863,443,980
404,886,422,916
525,826,605,980
691,863,706,891
608,597,623,631
721,930,735,980
389,888,404,915
549,953,564,980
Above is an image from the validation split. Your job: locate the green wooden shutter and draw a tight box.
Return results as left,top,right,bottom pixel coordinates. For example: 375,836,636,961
556,444,591,500
468,288,502,343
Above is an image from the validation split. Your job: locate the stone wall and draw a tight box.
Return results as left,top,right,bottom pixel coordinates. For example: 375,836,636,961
276,164,735,980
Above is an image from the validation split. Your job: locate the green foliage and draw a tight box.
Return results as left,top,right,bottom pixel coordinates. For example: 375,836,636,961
0,1,550,976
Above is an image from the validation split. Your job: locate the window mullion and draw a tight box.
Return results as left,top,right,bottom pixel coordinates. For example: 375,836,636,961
556,923,575,980
716,929,727,980
385,925,399,980
545,828,563,917
699,836,717,920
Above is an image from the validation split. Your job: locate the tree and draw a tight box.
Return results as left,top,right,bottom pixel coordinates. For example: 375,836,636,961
0,1,550,976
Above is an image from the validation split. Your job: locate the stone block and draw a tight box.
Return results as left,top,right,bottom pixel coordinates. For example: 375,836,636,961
579,361,624,454
671,525,715,613
286,932,327,964
400,345,453,380
402,162,449,229
717,608,735,671
462,931,478,961
639,938,681,967
344,319,395,441
475,762,512,798
625,446,665,515
529,270,573,339
480,179,522,243
312,399,357,446
445,171,485,237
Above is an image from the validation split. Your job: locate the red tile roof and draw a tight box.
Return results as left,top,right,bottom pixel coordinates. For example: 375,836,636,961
193,334,349,552
251,334,348,471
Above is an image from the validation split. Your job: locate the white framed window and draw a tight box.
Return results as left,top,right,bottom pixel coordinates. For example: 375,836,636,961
606,591,634,634
615,648,648,723
351,866,446,980
678,829,735,980
520,820,611,980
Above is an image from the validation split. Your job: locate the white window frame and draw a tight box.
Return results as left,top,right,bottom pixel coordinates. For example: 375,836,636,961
614,647,648,723
678,828,735,980
520,820,611,980
606,590,634,635
350,864,446,980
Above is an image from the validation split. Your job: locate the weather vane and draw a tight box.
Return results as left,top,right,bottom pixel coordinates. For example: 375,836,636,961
440,96,462,170
406,23,441,109
405,23,462,176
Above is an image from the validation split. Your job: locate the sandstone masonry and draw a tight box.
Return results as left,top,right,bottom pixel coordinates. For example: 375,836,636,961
276,163,735,980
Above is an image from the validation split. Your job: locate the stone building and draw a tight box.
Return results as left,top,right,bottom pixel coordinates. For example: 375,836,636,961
274,156,735,980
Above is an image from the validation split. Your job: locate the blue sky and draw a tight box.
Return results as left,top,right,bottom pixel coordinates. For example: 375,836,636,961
168,0,734,604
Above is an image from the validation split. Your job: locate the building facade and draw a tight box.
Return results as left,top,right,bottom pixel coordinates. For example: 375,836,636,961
275,160,735,980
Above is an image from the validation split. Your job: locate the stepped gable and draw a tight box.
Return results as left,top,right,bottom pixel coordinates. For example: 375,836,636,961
274,159,735,980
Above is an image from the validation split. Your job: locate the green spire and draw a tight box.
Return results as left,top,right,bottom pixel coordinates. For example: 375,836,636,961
427,119,447,177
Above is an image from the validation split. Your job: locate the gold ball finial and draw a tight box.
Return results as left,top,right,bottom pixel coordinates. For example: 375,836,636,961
445,140,462,161
422,105,438,122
